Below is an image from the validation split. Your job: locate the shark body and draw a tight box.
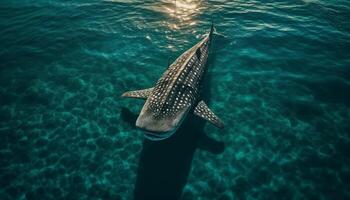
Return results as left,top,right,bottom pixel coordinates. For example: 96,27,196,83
122,24,224,140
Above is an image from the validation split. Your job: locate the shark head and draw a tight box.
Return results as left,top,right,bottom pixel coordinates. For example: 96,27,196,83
135,105,189,141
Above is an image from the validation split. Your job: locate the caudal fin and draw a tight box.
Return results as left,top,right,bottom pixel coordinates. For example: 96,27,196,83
209,22,228,39
209,21,215,38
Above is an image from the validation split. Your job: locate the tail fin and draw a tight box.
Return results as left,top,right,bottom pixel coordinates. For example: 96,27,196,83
209,21,215,38
209,22,228,39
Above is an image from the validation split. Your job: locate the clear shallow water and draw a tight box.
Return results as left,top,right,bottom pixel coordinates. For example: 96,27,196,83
1,0,350,199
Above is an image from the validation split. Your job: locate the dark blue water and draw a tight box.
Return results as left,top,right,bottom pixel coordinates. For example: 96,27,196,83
1,0,350,199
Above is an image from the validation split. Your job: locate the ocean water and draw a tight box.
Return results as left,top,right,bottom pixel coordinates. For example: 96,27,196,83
1,0,350,199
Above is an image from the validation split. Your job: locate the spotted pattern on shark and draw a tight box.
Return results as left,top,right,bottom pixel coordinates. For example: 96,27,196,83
148,40,210,119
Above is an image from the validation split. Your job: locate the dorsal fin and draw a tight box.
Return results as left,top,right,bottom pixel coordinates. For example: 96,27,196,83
195,48,201,59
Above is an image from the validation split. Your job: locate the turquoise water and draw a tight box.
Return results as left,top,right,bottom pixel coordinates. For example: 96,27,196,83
1,0,350,199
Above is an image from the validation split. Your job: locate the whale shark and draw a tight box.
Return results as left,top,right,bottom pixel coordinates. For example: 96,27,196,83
122,23,224,140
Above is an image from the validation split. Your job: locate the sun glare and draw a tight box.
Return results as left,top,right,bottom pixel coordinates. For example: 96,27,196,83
169,0,200,20
145,0,205,50
162,0,203,29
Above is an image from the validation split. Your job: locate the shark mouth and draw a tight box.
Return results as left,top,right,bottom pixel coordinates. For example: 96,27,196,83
143,129,177,141
140,106,190,141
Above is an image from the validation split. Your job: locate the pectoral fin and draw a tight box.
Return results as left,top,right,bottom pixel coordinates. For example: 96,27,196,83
121,87,154,99
194,101,224,129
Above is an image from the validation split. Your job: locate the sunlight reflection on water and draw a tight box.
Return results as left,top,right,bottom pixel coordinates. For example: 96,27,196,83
148,0,205,30
149,0,207,50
